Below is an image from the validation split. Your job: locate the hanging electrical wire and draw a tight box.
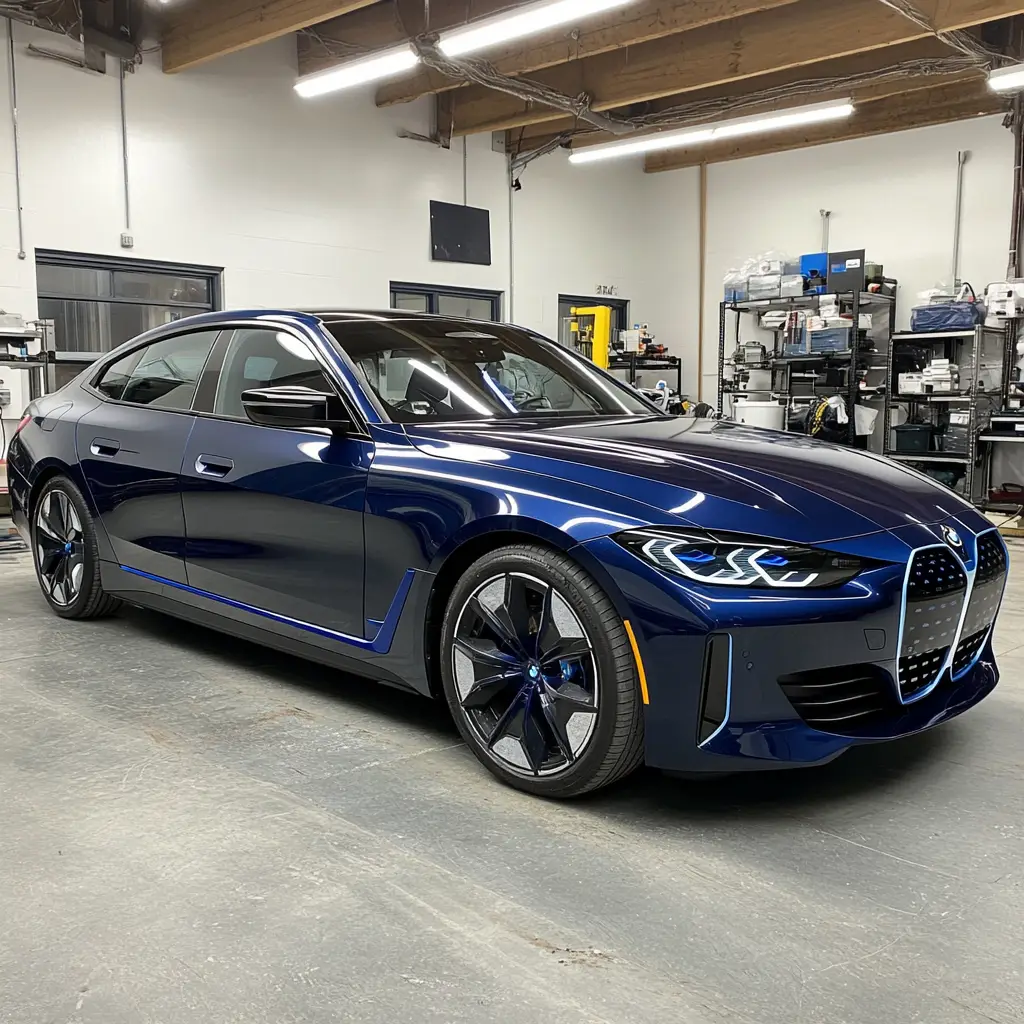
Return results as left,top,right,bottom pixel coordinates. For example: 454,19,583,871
874,0,1005,64
509,53,989,170
376,0,1014,171
410,35,635,134
298,26,366,61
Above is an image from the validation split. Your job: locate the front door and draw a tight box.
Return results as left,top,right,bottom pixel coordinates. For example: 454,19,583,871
76,328,221,583
181,326,369,638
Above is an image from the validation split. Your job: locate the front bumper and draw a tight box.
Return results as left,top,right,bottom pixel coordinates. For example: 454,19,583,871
581,519,1005,774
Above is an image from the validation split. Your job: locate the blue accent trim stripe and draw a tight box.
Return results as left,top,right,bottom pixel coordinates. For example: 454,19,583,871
117,565,416,655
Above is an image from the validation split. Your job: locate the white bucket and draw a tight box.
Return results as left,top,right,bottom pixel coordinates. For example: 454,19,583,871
734,399,785,431
744,368,773,394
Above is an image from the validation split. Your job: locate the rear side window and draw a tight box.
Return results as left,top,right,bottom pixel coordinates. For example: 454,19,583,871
95,350,143,400
95,330,219,411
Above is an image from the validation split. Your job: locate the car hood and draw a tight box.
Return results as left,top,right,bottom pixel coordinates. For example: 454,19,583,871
404,417,979,544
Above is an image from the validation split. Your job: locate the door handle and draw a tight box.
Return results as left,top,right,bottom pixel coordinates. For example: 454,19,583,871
195,455,234,478
90,438,120,457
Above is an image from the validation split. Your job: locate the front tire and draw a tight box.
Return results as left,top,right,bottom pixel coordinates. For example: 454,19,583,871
32,476,121,620
440,544,645,798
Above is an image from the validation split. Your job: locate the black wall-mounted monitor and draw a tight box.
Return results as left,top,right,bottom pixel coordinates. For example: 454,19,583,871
430,201,492,266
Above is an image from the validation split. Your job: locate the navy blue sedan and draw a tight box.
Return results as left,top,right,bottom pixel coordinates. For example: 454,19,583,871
7,310,1008,796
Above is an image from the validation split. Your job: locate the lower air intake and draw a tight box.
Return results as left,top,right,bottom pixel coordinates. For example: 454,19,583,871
779,665,896,733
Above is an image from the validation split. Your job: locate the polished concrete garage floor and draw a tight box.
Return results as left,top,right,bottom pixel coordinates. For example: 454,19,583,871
2,540,1024,1024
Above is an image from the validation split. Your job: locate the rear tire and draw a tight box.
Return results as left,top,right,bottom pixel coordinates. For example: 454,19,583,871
440,544,645,798
31,475,121,621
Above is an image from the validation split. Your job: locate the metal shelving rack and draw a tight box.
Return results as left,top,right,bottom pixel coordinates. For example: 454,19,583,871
718,291,895,443
882,325,1009,505
608,352,684,395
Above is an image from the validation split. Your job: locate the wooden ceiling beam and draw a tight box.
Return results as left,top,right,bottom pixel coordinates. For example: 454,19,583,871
161,0,379,73
447,0,1024,136
643,82,1006,172
505,37,968,151
373,0,802,107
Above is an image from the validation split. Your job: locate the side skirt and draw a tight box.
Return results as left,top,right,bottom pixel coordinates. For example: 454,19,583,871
101,561,436,695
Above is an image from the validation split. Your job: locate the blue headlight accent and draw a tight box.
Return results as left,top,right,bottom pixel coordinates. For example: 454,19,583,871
758,554,790,567
676,550,716,564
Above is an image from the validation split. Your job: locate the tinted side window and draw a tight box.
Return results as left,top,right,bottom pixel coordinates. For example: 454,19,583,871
118,331,219,410
95,349,143,400
212,328,334,419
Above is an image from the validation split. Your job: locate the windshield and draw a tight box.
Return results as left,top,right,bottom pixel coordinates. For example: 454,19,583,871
322,318,655,422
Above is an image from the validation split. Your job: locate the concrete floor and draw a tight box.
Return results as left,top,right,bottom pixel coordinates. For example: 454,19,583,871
2,540,1024,1024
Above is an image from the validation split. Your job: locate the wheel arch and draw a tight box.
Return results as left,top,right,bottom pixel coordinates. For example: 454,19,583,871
422,517,630,700
25,460,113,562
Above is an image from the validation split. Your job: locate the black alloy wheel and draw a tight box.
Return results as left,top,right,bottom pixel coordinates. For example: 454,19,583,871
441,544,645,797
35,487,85,608
453,570,599,775
32,477,121,620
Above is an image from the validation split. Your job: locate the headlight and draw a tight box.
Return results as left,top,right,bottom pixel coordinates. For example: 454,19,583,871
616,529,871,589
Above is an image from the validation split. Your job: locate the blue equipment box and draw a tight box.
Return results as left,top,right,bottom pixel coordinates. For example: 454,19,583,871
800,252,828,295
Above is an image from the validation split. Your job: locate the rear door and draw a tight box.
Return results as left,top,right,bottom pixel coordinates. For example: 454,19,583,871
76,329,221,583
180,325,370,638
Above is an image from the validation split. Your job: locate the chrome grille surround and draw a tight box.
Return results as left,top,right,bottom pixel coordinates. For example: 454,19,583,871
896,527,1007,704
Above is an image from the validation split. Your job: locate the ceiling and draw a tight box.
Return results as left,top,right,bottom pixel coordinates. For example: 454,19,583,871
33,1,1024,171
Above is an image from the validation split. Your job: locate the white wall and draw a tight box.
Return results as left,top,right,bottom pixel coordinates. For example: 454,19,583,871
0,24,669,452
509,150,700,354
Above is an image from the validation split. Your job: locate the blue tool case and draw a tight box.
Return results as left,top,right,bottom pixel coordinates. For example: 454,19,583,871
910,284,984,332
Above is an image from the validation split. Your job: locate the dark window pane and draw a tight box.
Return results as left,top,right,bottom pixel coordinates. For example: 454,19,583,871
437,293,495,321
39,298,206,355
36,265,112,299
324,318,651,423
392,292,430,313
95,350,143,401
120,331,218,410
213,328,333,419
113,271,210,305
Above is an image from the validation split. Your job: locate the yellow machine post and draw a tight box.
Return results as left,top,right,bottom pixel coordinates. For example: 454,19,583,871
570,306,613,369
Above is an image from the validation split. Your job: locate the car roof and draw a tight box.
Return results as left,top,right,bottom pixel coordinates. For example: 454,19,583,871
121,308,513,353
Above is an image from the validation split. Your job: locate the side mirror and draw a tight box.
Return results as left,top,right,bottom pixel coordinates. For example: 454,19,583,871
241,386,350,435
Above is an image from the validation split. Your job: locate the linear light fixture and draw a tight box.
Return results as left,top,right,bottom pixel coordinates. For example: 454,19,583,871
295,0,639,98
989,63,1024,93
568,99,856,165
295,46,419,98
439,0,637,58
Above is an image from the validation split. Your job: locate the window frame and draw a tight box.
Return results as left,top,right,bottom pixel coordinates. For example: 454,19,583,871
85,320,371,436
389,281,502,321
37,250,223,312
87,327,224,414
192,325,362,431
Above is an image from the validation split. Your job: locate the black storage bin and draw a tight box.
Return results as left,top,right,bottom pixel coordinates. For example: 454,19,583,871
892,424,932,453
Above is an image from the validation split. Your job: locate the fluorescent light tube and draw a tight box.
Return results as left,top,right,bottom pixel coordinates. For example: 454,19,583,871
569,100,855,164
439,0,637,58
989,64,1024,93
295,46,419,98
